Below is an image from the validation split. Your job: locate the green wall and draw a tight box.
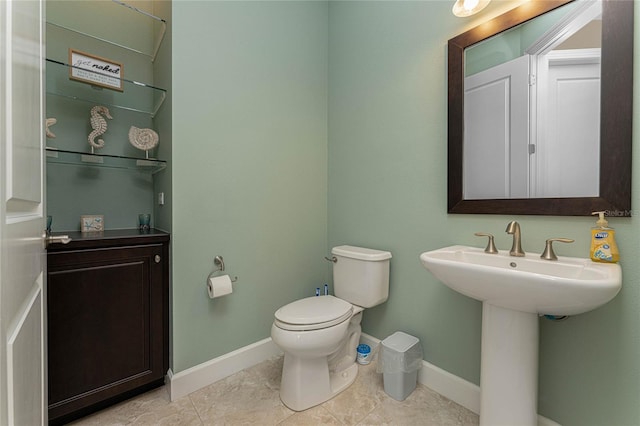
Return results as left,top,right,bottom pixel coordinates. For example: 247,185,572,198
169,0,638,424
328,1,639,425
171,1,329,372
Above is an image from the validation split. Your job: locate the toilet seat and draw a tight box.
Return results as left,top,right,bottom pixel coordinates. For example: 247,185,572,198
274,295,353,331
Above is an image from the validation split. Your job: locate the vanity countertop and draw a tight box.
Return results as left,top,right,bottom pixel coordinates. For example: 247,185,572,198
47,228,170,251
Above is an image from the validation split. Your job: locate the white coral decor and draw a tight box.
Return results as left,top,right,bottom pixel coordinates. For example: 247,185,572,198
128,126,159,157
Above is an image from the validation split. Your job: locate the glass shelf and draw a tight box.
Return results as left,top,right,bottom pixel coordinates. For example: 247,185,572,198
46,59,166,117
46,0,166,61
46,147,166,174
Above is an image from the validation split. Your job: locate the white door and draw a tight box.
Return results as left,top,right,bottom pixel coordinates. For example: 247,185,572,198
464,55,529,199
533,49,600,198
0,0,47,424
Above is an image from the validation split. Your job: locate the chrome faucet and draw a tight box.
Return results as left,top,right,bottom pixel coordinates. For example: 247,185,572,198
505,221,525,257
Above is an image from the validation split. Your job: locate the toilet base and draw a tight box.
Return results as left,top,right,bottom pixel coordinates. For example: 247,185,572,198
279,354,358,411
330,362,358,395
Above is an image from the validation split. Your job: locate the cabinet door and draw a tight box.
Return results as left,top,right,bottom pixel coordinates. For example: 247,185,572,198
47,243,167,424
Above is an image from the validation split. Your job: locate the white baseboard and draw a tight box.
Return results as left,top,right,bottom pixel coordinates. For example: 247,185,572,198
167,337,282,401
359,333,560,426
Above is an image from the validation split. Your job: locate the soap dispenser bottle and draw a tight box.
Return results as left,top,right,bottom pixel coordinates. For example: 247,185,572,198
590,211,619,263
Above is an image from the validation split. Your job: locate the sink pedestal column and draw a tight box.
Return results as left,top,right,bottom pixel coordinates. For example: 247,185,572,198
480,303,538,426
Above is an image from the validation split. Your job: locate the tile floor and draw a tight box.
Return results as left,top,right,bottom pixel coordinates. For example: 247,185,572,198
69,356,479,425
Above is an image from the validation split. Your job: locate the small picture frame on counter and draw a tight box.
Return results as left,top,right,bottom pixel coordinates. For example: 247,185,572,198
80,215,104,232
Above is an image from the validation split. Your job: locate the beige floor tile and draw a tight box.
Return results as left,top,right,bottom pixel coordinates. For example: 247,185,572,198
188,359,293,426
67,356,478,426
321,363,386,425
278,405,343,425
359,384,479,426
68,386,202,426
244,355,284,392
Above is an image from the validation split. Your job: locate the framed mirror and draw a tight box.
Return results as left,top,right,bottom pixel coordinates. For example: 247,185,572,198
448,0,633,216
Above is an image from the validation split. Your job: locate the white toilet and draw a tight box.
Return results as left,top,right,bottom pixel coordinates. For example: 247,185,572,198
271,245,392,411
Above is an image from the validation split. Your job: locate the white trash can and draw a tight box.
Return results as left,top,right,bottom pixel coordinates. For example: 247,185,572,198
377,331,423,401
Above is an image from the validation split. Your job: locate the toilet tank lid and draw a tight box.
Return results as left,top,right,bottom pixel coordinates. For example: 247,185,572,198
332,245,392,261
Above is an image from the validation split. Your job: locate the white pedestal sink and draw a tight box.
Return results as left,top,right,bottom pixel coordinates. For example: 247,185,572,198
420,245,621,426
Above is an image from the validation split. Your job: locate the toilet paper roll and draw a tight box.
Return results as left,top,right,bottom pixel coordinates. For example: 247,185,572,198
207,274,233,299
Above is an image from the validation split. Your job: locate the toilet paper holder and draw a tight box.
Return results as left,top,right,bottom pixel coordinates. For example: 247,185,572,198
211,255,238,283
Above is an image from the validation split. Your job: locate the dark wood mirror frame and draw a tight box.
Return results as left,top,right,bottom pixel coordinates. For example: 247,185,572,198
448,0,633,216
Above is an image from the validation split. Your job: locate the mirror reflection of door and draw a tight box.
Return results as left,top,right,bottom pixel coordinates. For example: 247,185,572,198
463,55,529,200
533,48,600,198
462,0,602,200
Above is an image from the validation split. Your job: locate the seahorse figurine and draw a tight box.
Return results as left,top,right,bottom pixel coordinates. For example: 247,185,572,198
87,105,113,150
45,118,57,138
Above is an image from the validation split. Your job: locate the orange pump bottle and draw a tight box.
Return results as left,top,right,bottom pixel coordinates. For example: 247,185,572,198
590,211,619,263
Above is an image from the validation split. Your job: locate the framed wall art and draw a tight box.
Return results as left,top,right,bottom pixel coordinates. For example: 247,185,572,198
69,49,124,91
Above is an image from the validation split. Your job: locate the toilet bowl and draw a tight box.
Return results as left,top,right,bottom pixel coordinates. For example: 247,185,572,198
271,245,392,411
271,295,364,411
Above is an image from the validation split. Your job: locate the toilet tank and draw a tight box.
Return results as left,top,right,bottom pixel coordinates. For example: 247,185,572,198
332,245,392,308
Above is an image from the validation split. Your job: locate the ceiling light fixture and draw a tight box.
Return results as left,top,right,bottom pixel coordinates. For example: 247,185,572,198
452,0,491,17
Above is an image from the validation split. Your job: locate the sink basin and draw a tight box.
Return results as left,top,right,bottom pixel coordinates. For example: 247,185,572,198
420,244,622,425
420,245,621,315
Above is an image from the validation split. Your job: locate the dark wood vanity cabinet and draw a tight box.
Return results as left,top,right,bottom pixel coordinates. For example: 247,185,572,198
46,230,170,425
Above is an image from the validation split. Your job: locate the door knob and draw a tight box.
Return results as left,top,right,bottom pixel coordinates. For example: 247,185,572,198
43,232,71,249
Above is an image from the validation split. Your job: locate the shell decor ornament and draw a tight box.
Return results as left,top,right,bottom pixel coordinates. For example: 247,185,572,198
45,117,57,138
128,126,159,158
88,105,112,152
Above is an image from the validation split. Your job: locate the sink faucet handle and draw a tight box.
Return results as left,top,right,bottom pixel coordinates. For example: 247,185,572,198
540,238,575,261
474,232,498,254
